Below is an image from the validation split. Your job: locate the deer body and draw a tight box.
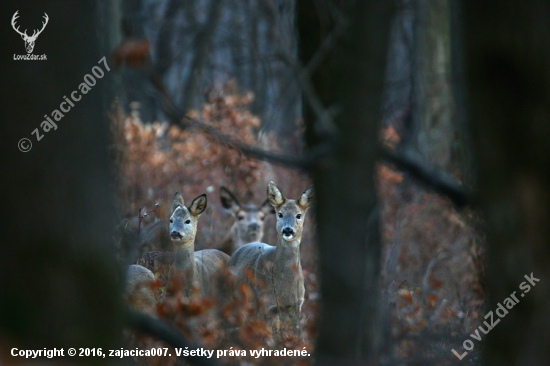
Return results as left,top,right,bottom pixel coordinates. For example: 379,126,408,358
219,187,274,254
230,238,304,314
125,264,156,315
228,182,313,335
169,192,229,298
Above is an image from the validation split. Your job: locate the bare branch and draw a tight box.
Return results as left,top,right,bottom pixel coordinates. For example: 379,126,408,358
275,51,339,137
144,38,463,207
183,114,332,168
380,147,470,208
302,1,349,77
126,309,220,366
144,62,332,169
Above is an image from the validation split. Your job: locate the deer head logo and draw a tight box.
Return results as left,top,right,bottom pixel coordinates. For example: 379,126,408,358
12,11,49,54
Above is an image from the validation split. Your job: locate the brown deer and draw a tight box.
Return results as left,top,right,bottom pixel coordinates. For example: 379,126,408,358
219,186,274,254
228,181,313,338
168,192,230,298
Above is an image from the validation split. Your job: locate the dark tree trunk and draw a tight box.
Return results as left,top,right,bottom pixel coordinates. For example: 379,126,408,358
412,0,455,171
1,0,122,357
121,0,160,121
155,0,184,80
181,0,225,113
297,1,394,364
460,1,550,364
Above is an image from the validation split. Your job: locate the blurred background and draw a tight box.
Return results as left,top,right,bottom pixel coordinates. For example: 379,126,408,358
2,0,549,365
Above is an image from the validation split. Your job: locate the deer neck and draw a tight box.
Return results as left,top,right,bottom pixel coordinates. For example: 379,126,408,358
231,224,243,247
274,236,302,271
173,241,196,273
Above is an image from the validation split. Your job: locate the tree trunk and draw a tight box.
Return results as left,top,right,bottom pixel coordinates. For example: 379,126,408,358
460,1,550,364
1,0,122,358
181,0,225,113
412,0,455,171
297,1,394,364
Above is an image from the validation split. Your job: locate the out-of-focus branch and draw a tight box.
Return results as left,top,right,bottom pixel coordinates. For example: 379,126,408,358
148,41,466,205
275,51,338,138
292,0,467,211
146,63,333,169
126,310,220,366
275,2,350,139
380,147,470,208
183,115,333,168
302,1,349,77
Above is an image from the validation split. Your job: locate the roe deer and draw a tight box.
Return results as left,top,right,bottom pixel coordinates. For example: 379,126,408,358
228,181,313,337
219,186,274,254
169,191,230,298
124,264,156,315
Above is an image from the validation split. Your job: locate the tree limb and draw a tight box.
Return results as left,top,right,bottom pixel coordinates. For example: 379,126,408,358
146,63,333,169
126,310,220,366
380,147,470,207
146,52,466,205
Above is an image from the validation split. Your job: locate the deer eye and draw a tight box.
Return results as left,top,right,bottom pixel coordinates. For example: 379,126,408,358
185,220,191,224
238,214,245,221
278,212,283,218
296,214,302,220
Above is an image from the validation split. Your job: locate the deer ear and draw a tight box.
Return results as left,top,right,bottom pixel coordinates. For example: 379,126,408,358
298,185,314,210
267,181,286,208
220,187,240,213
171,191,185,213
190,194,207,216
260,199,276,215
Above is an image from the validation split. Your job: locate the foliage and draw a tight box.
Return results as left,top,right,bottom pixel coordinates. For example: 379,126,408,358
112,82,261,217
379,126,485,364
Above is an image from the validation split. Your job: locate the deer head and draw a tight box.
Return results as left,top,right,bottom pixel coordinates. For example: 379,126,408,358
12,11,49,54
267,181,314,243
220,186,274,248
169,192,207,247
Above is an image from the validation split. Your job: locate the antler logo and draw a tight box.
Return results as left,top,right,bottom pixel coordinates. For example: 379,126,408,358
12,11,49,54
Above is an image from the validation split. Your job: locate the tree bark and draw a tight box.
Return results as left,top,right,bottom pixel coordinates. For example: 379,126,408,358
1,0,122,358
155,0,184,80
298,1,394,364
121,0,160,121
460,1,550,364
181,0,225,113
412,0,455,171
